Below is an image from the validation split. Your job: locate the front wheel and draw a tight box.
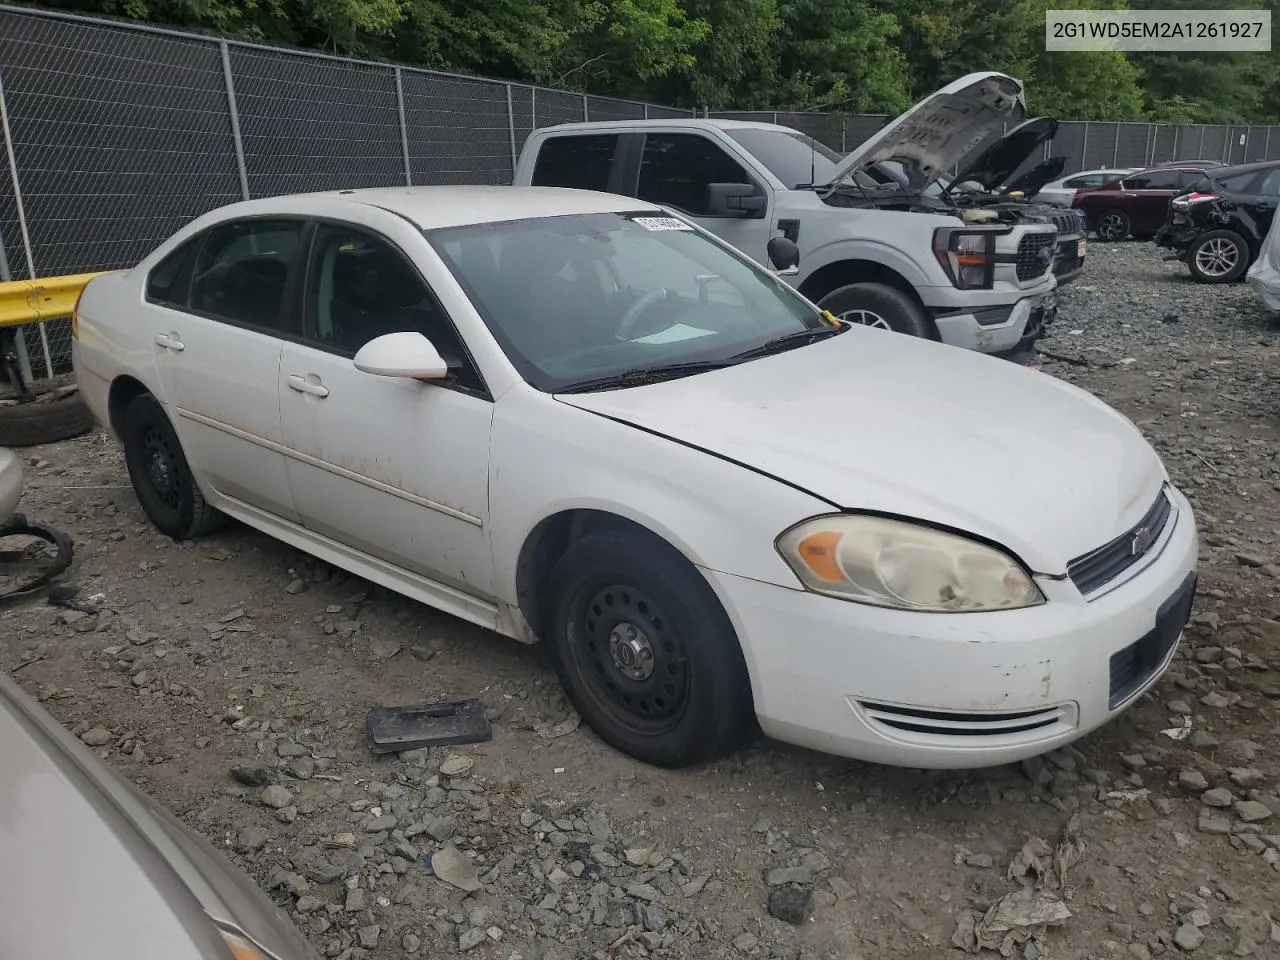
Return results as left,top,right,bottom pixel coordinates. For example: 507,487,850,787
121,392,226,539
545,530,756,768
1188,229,1249,283
816,282,934,339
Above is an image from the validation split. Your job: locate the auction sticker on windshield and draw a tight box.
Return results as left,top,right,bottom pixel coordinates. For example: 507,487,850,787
631,216,694,231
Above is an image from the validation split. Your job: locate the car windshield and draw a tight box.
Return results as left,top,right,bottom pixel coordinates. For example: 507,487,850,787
429,211,832,393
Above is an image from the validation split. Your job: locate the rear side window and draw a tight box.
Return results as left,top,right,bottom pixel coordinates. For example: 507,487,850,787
145,239,198,307
189,219,305,332
531,135,619,192
1217,170,1264,192
1122,169,1184,190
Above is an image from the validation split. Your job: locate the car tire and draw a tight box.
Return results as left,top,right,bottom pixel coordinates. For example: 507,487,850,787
1094,210,1131,242
121,392,227,539
0,386,96,447
1187,229,1249,284
816,282,934,339
544,529,756,768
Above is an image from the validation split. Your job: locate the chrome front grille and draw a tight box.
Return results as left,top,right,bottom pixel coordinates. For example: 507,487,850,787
1015,233,1056,281
1068,489,1174,596
1049,211,1082,236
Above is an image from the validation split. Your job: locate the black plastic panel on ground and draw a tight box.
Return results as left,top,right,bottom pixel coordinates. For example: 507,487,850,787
0,10,243,276
402,71,512,185
228,46,404,198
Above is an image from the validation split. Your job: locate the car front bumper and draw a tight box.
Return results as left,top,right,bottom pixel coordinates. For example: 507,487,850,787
703,484,1199,769
0,446,23,520
930,291,1056,356
1052,235,1087,285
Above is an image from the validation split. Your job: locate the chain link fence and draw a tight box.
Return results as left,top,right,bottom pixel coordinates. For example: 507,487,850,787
0,5,691,377
4,4,1279,379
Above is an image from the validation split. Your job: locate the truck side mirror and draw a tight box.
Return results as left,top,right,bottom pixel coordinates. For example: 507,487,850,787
707,182,766,218
767,236,800,275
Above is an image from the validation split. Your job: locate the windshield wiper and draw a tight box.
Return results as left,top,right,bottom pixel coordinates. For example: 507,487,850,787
556,360,737,394
730,325,844,361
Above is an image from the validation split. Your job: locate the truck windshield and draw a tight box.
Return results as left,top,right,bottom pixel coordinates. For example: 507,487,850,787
428,211,831,393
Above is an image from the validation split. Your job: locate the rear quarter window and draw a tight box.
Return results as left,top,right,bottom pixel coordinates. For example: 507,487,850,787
530,135,620,192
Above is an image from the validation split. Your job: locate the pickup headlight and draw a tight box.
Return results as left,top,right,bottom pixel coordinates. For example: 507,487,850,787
776,515,1045,612
932,227,999,290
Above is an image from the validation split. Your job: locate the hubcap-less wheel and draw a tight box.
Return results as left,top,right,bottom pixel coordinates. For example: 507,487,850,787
837,309,891,330
142,426,182,512
570,584,689,735
1098,212,1127,241
1194,237,1240,277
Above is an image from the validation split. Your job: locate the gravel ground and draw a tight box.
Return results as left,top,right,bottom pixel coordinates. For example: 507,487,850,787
4,241,1280,960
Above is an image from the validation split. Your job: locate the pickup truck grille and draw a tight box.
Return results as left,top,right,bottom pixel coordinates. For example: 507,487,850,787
1015,234,1056,281
1048,210,1084,237
1068,489,1173,596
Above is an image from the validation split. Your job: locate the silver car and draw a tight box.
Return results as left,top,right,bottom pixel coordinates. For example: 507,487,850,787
1034,168,1138,206
0,667,320,960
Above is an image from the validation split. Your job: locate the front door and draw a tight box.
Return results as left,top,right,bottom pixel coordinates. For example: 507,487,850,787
633,131,774,265
277,221,495,600
148,217,304,522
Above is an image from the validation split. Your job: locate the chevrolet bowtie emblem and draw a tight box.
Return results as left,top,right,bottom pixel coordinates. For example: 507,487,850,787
1131,525,1155,557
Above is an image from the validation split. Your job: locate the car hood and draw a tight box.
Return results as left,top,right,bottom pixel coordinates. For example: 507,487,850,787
0,671,316,960
555,329,1166,574
952,117,1059,192
826,71,1028,191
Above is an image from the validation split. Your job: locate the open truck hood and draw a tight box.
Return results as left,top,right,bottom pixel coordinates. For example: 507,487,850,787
827,72,1031,190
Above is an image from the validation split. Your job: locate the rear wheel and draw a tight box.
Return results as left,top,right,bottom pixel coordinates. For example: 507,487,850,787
1187,229,1249,283
1095,210,1130,242
816,282,934,339
121,392,226,539
545,530,755,768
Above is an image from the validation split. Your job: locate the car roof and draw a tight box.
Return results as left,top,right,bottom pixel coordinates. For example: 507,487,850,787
225,185,661,231
534,118,801,135
1208,158,1280,177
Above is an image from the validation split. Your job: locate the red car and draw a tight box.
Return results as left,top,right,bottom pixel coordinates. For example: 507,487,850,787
1072,165,1214,242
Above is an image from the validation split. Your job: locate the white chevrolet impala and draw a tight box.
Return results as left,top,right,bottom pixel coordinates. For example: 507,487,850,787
72,186,1198,770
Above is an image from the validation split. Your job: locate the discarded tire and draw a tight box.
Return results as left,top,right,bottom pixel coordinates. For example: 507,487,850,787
0,386,97,447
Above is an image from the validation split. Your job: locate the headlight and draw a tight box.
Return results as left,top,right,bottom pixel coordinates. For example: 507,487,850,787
776,515,1045,612
931,227,1001,290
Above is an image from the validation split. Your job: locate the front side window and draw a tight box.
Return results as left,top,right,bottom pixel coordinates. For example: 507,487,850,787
725,128,843,189
637,133,754,216
189,219,304,331
430,212,830,392
303,224,484,393
531,135,619,192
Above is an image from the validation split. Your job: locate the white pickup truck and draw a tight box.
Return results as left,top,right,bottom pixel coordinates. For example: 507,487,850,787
513,71,1065,357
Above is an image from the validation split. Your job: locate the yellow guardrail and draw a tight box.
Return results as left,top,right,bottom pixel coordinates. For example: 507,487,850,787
0,272,107,328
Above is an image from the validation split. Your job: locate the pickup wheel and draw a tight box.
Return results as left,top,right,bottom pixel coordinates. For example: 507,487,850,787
1095,210,1130,242
121,392,227,539
544,529,756,768
816,283,934,339
1187,229,1249,284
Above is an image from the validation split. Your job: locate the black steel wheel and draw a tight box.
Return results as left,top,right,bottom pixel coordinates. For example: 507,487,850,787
121,392,226,539
545,529,755,767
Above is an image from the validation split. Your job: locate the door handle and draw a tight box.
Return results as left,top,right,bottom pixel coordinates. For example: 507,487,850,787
155,333,185,352
287,374,329,398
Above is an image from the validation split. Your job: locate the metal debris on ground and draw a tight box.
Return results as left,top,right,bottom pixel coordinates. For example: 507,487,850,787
364,699,491,754
533,711,582,740
0,512,74,603
953,812,1086,957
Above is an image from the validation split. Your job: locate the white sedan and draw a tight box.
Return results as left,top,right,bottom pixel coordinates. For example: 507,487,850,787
1033,168,1139,206
73,186,1198,770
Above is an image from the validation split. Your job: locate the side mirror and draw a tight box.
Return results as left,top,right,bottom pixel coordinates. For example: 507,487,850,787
707,182,766,218
353,331,449,380
767,236,800,276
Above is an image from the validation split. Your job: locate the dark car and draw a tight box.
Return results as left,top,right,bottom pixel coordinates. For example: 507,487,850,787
1072,165,1213,242
1155,160,1280,283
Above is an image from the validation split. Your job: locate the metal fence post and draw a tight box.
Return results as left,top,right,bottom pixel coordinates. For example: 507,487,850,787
504,83,517,174
1197,126,1205,160
1112,123,1120,166
1080,122,1089,168
219,40,251,201
531,88,537,130
1266,127,1273,160
394,67,412,185
1144,124,1153,164
0,222,36,385
582,94,589,121
0,65,52,379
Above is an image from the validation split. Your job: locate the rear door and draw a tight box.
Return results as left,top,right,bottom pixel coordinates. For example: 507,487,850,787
148,217,304,522
1119,169,1196,233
